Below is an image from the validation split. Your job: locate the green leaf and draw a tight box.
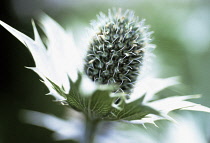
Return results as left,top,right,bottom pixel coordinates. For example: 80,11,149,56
87,89,117,119
66,74,86,111
47,73,160,121
47,73,119,120
105,95,160,121
47,78,67,99
67,74,118,119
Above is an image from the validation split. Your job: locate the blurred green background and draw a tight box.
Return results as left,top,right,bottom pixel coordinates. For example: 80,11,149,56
0,0,210,143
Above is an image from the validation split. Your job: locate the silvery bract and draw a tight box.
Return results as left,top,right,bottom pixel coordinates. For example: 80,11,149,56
1,9,210,128
21,111,209,143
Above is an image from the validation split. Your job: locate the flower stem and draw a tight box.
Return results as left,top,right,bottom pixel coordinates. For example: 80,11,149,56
81,117,99,143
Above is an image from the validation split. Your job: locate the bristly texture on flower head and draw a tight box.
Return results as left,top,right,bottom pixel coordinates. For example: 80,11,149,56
84,8,154,95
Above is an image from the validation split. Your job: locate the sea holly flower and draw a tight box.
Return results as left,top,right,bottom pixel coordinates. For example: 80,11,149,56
1,8,210,143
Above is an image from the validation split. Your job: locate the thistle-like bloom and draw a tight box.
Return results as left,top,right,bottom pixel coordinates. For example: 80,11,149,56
84,9,153,95
1,9,210,128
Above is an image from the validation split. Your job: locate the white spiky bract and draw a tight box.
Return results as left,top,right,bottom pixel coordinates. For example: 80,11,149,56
1,9,210,130
0,16,83,101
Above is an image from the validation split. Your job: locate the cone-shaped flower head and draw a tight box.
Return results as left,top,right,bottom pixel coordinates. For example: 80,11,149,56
85,9,152,94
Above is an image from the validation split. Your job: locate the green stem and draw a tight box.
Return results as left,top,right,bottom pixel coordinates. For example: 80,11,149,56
81,117,99,143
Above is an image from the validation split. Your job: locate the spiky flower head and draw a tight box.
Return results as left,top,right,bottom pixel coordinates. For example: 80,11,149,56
85,9,153,95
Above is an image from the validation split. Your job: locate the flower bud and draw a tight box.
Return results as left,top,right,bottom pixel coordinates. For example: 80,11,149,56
84,8,153,94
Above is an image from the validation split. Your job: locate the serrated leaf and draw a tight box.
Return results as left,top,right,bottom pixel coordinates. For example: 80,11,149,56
66,74,86,111
47,78,67,99
147,94,210,114
48,73,118,119
105,95,160,121
0,20,52,77
67,74,117,119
